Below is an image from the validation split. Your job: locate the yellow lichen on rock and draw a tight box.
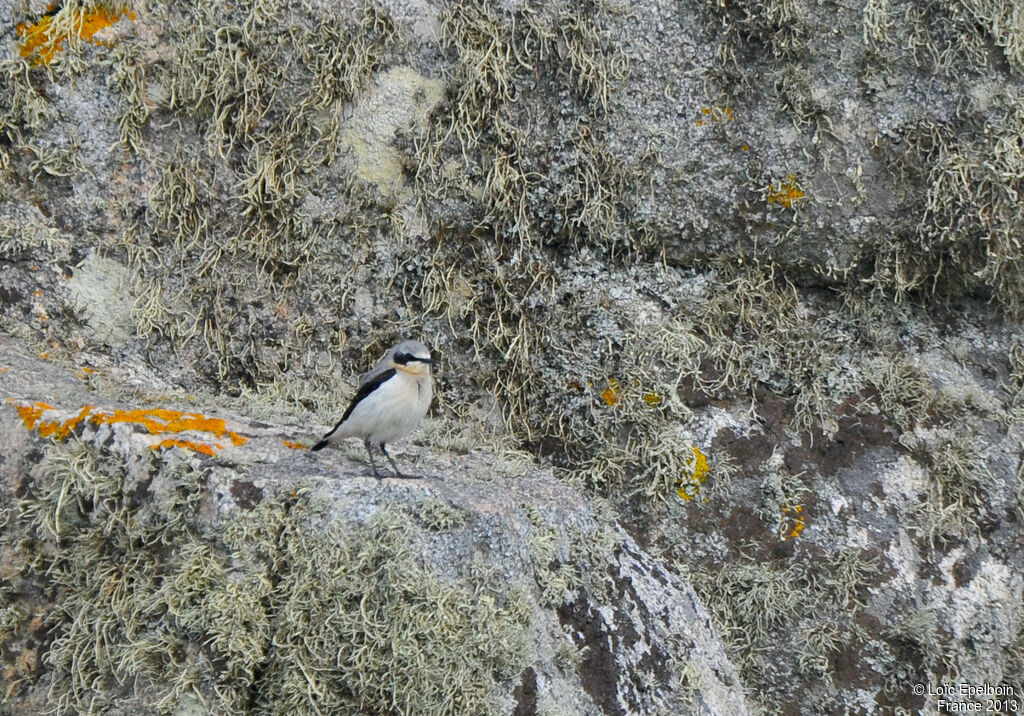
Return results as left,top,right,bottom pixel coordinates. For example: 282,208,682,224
676,447,710,502
601,378,621,406
8,400,247,454
17,4,136,66
780,504,805,540
152,438,218,456
767,174,805,208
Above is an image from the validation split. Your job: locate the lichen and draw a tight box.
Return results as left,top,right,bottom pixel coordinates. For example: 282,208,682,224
0,437,532,714
600,378,621,406
766,174,806,209
523,503,613,609
688,548,878,706
779,504,805,540
8,400,248,455
695,105,734,127
16,4,135,67
874,102,1024,305
417,497,467,531
1,0,1020,711
910,430,1000,545
115,0,401,395
153,438,217,456
958,0,1024,74
675,446,711,502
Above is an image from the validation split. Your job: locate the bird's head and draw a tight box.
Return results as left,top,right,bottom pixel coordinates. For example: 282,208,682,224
390,340,432,377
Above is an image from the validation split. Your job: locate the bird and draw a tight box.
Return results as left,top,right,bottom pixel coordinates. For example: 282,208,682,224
311,340,433,479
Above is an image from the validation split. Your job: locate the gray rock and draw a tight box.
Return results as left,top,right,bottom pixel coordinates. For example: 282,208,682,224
0,337,747,714
1,0,1023,713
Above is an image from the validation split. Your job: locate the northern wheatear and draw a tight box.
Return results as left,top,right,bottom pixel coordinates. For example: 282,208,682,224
311,340,433,478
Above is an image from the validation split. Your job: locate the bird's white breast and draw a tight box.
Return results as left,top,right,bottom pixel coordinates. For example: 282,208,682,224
336,370,431,444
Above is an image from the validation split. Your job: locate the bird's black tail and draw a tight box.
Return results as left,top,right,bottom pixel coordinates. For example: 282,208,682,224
311,439,329,451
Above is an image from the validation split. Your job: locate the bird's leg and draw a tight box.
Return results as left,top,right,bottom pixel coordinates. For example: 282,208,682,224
363,439,382,478
381,443,417,479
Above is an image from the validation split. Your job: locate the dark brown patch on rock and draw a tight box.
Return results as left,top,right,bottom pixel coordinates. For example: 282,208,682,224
611,544,672,688
952,550,984,587
0,285,24,307
752,385,796,441
676,359,719,408
784,391,899,478
126,476,154,511
557,591,624,716
512,666,537,716
230,480,263,510
831,638,876,692
712,427,770,478
718,506,769,548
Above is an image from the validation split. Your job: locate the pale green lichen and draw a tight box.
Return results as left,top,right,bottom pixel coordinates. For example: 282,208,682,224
0,436,532,714
0,212,71,261
953,0,1024,74
248,508,531,715
882,606,955,695
522,503,614,608
111,0,401,394
398,0,640,468
910,431,1000,546
875,101,1024,306
0,59,53,175
688,548,877,705
2,0,1021,712
108,41,150,153
417,497,468,531
794,621,844,684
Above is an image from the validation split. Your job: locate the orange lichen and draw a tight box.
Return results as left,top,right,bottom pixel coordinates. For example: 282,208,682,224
92,408,249,445
642,391,661,406
37,404,94,439
780,504,805,540
696,106,734,127
14,401,56,431
8,400,248,452
767,175,805,209
17,5,135,66
676,447,710,501
601,379,621,406
283,440,307,449
152,438,217,457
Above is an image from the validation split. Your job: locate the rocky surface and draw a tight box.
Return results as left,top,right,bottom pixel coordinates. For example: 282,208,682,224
0,0,1022,713
0,338,747,714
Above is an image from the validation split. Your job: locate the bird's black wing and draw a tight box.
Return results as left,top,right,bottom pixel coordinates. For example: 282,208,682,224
310,368,397,451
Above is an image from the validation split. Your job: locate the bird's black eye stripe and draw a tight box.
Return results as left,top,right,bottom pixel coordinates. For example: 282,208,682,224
395,352,430,365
